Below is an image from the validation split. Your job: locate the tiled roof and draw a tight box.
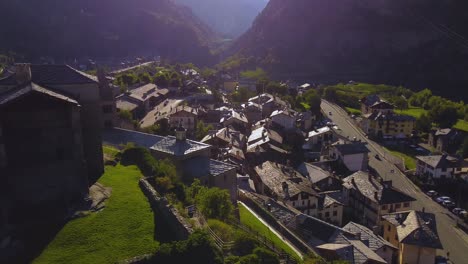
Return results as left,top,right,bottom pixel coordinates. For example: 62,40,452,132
343,171,415,205
361,95,381,107
248,126,283,145
0,82,78,106
102,128,165,149
255,161,318,199
364,111,415,122
382,210,442,249
343,222,397,251
434,128,452,136
201,127,245,148
296,163,331,184
22,65,97,85
333,142,370,155
416,155,459,169
150,136,211,156
369,101,395,110
127,84,165,102
183,157,237,178
116,98,139,111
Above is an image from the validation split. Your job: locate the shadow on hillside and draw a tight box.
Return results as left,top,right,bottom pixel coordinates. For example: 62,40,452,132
1,217,67,264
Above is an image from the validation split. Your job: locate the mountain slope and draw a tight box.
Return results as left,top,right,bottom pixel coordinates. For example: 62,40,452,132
175,0,268,38
233,0,468,100
0,0,217,65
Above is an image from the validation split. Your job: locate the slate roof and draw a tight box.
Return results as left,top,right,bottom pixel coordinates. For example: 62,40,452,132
102,128,164,149
434,128,453,136
128,84,166,102
343,222,397,251
201,127,245,148
150,136,211,156
333,142,370,155
296,163,332,184
361,95,381,107
416,155,459,169
116,98,139,111
382,210,442,249
221,110,249,124
183,156,237,178
0,64,98,86
254,161,318,199
369,101,395,110
0,82,78,106
308,126,334,138
364,111,415,122
343,171,416,205
248,126,283,145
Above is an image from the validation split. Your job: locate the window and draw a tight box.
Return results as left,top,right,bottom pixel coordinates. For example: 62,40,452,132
395,203,401,209
102,105,113,113
382,205,388,210
292,201,295,206
333,211,337,216
442,167,447,172
325,212,330,218
400,129,404,132
387,225,391,231
403,202,410,208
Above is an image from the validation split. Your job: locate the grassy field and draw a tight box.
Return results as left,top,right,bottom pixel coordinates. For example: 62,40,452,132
103,145,120,158
384,147,417,170
345,107,362,115
454,119,468,132
394,107,427,118
34,165,159,264
238,203,301,261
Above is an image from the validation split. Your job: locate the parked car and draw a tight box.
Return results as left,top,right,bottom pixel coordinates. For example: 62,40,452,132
435,256,448,264
459,210,468,219
426,190,438,198
442,200,456,209
436,196,451,204
375,154,381,160
329,111,332,115
452,208,463,215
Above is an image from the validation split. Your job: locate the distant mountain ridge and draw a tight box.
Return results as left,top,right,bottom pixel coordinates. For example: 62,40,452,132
0,0,217,65
175,0,268,38
233,0,468,100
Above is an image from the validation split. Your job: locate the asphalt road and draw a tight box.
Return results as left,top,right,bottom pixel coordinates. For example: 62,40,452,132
321,100,468,264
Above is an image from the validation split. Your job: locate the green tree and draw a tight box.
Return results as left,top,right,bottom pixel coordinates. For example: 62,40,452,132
195,120,214,140
429,103,459,128
138,72,152,84
253,247,280,264
323,87,338,102
302,89,322,113
415,113,432,132
116,73,137,87
154,72,170,87
458,137,468,158
196,187,233,220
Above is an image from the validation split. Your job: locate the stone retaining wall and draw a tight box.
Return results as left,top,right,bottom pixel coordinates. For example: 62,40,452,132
139,178,193,241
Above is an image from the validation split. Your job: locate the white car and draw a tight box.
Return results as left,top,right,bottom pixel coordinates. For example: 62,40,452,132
436,196,451,204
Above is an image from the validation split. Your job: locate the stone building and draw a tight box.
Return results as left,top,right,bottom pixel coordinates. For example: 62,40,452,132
0,63,110,225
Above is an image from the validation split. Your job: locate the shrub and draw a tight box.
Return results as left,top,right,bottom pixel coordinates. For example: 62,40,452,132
207,219,235,242
233,231,259,256
196,187,233,220
253,247,280,264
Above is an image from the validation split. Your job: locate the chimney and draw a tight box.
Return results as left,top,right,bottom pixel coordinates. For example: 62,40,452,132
175,122,187,142
15,63,32,85
374,191,379,201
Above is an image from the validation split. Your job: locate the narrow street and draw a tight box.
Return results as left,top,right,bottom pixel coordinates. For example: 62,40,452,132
321,100,468,264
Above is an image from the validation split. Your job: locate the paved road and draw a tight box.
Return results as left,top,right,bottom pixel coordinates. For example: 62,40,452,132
321,100,468,264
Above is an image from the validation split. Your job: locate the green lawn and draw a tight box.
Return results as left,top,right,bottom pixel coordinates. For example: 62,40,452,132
34,165,159,264
394,107,428,118
345,107,362,115
384,147,417,170
454,119,468,132
103,145,120,158
238,203,301,261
